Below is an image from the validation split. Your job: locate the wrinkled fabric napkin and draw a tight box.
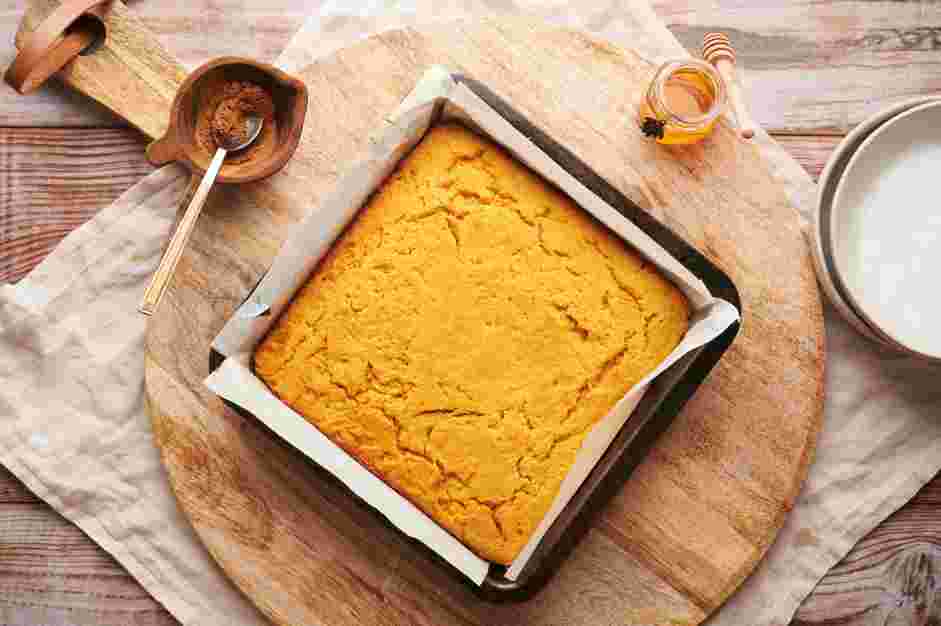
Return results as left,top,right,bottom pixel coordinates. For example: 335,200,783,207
0,167,267,625
2,2,941,626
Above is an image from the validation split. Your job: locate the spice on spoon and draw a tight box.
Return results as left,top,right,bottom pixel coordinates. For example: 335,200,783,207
195,80,277,165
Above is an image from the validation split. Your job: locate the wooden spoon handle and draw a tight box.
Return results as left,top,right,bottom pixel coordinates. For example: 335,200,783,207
715,58,758,139
139,148,227,316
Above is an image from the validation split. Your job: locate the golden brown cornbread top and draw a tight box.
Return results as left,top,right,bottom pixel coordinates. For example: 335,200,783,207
254,123,690,565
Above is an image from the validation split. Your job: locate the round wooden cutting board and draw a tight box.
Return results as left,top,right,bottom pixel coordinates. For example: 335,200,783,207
145,18,824,626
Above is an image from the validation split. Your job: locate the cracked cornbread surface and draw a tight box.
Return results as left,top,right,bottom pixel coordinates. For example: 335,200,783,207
253,123,689,565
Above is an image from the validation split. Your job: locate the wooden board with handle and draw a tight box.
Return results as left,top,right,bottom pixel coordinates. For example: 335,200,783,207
17,2,825,624
17,0,186,141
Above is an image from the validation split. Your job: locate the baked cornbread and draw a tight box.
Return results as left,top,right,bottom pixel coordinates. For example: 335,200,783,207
254,123,689,565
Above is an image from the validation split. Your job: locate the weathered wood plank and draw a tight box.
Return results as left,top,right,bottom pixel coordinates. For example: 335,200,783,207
0,467,38,505
654,0,941,133
1,1,941,132
0,0,310,127
4,470,940,626
0,503,177,626
0,126,154,283
793,476,941,626
772,134,842,182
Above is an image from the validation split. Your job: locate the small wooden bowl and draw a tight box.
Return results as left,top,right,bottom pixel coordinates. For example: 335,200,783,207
147,57,308,184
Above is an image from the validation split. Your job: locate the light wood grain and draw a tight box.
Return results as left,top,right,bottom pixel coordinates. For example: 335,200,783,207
137,18,823,626
4,1,941,133
0,503,177,626
0,126,154,283
0,467,38,505
16,0,187,141
773,134,843,182
655,0,941,133
0,0,309,127
795,479,941,626
5,470,941,625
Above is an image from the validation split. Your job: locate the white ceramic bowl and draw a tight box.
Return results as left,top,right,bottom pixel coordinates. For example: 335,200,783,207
828,100,941,361
812,97,941,351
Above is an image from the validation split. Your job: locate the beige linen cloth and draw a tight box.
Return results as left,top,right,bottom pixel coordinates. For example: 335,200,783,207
2,2,941,625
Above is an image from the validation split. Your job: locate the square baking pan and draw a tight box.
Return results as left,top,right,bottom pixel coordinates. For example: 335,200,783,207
210,72,741,602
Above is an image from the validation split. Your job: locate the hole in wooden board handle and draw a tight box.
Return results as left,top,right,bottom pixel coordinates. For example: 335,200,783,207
5,0,111,94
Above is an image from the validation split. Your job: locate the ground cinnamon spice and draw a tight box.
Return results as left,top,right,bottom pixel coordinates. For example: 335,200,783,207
195,80,277,166
212,81,274,147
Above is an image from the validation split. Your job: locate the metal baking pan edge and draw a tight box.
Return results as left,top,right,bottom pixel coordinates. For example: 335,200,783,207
209,71,742,603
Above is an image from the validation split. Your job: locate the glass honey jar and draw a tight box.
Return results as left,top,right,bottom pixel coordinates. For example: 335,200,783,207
638,59,727,145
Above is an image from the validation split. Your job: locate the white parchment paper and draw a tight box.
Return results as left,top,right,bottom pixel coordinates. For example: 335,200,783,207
206,67,739,584
2,2,941,626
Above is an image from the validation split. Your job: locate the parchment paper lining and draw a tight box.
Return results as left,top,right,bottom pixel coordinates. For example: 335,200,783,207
205,66,739,585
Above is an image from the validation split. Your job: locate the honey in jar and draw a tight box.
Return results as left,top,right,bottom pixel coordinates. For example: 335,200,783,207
638,59,726,145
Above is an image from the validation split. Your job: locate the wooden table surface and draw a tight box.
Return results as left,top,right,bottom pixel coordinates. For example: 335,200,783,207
0,1,939,625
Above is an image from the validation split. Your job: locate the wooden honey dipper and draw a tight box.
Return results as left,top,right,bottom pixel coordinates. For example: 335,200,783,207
702,32,757,139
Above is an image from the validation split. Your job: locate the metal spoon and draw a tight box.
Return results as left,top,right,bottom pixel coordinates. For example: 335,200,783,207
139,116,264,316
